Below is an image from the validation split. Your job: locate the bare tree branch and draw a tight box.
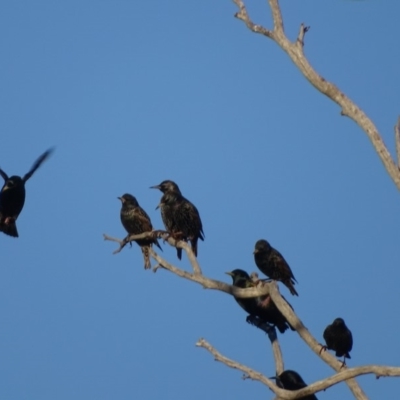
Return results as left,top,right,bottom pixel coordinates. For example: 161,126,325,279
197,337,400,400
268,0,283,33
395,117,400,166
267,282,368,399
103,232,272,298
149,247,272,298
103,230,202,274
104,235,400,398
246,316,284,374
196,337,281,393
232,0,400,191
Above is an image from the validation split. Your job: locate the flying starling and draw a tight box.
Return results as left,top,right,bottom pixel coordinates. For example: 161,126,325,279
119,193,162,269
0,148,53,237
253,239,298,296
273,370,318,400
226,269,293,334
150,180,204,260
322,317,353,366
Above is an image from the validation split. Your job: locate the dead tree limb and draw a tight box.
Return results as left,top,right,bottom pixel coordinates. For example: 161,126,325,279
232,0,400,191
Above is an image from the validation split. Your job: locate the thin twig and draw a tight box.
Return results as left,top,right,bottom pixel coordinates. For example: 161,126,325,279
103,231,202,274
296,23,310,48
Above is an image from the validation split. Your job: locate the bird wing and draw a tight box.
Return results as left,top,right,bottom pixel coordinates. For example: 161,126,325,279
22,148,54,183
271,249,297,283
323,325,335,348
180,199,205,239
0,168,8,181
134,207,153,232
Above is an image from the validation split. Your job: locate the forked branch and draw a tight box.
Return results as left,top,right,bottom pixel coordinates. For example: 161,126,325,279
197,337,400,400
103,232,270,298
232,0,400,191
104,233,400,399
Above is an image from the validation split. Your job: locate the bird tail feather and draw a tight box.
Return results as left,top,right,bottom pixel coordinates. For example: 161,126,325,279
191,237,198,257
286,281,299,296
154,238,162,251
141,246,151,269
0,221,18,237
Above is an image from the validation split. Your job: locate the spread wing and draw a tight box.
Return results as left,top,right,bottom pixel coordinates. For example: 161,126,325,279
0,168,8,181
23,148,54,183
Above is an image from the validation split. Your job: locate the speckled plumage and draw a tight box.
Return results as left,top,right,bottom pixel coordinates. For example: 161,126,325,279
275,370,318,400
323,318,353,364
0,148,53,237
119,193,162,269
151,180,204,260
226,269,294,334
254,239,298,296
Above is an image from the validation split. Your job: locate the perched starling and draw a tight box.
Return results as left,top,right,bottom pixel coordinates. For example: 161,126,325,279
274,370,318,400
322,317,353,366
253,239,298,296
0,148,53,237
119,194,162,269
150,180,204,260
226,269,293,334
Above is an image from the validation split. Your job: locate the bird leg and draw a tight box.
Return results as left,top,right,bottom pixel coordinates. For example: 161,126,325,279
122,235,133,248
154,230,184,243
340,356,347,369
319,344,327,354
258,295,271,308
170,231,185,241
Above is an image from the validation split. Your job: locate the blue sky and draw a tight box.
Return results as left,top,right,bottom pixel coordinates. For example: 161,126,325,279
0,1,399,399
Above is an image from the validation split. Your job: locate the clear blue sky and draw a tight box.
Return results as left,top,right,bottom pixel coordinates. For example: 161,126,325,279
1,1,399,399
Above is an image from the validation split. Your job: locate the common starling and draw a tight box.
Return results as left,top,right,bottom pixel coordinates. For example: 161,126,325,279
253,239,298,296
0,148,53,237
150,180,204,260
322,317,353,366
273,370,318,400
119,193,162,269
226,269,293,334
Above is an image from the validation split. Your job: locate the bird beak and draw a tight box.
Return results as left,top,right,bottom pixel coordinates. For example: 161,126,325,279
269,376,277,380
253,249,258,254
155,203,161,210
150,185,160,190
117,197,124,203
225,272,233,276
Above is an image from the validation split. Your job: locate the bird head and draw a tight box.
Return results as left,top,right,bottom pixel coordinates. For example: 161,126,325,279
2,176,23,192
118,194,139,207
253,239,271,254
332,317,346,327
150,180,181,194
226,269,251,287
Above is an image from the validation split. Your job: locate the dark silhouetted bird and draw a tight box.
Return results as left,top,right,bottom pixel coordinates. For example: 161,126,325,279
150,180,204,260
273,370,318,400
119,194,162,269
253,239,298,296
0,148,53,237
226,269,293,334
322,317,353,366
